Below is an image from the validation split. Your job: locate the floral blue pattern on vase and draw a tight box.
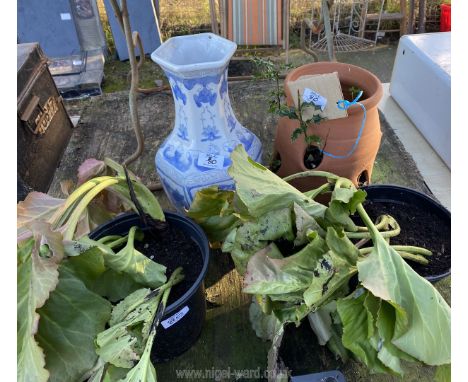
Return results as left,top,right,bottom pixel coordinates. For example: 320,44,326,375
151,33,262,212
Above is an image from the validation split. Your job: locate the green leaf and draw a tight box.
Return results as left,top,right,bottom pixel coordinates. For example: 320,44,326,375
228,145,326,219
17,192,65,240
302,228,357,308
188,186,240,242
243,236,328,295
278,106,299,119
373,300,414,374
435,364,451,382
65,247,107,289
312,114,326,124
305,135,321,145
36,263,112,382
331,188,367,214
307,302,349,361
104,365,131,382
104,226,167,288
325,227,359,266
290,128,303,141
336,290,393,375
324,200,358,232
95,288,158,368
272,304,310,325
222,208,294,274
110,288,151,326
357,217,451,365
293,203,324,246
17,238,50,382
109,179,165,222
249,299,282,341
96,325,140,368
307,302,335,345
118,329,157,382
92,269,144,302
17,223,65,382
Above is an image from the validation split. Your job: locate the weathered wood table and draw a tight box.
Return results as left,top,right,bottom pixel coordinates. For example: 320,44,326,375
51,80,450,381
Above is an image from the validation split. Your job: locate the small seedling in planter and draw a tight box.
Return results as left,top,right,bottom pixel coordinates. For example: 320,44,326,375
252,57,328,170
280,90,328,169
188,145,451,380
348,85,363,101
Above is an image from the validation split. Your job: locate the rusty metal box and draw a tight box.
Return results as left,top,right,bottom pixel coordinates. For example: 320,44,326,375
17,43,74,193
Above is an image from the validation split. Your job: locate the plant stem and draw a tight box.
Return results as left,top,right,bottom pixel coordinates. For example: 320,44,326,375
283,170,340,182
356,218,387,232
359,246,431,264
396,252,429,265
107,236,129,250
390,245,432,256
355,203,386,237
355,238,370,248
97,235,123,244
276,75,281,108
345,226,400,239
304,183,330,199
64,178,119,240
52,176,115,229
355,215,394,232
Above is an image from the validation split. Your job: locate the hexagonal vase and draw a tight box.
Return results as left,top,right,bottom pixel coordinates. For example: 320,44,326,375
151,33,262,211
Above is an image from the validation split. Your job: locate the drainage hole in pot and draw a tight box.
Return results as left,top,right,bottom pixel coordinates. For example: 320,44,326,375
351,200,450,278
133,225,204,305
304,145,323,169
357,170,370,187
270,152,282,173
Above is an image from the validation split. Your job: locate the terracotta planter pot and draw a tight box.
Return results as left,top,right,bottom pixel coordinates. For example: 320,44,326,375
274,62,383,191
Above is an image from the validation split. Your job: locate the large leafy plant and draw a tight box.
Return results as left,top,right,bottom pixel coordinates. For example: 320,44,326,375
188,145,450,380
252,57,327,169
17,158,182,382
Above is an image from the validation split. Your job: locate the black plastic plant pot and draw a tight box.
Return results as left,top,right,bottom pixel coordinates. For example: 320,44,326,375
361,185,451,283
89,212,210,363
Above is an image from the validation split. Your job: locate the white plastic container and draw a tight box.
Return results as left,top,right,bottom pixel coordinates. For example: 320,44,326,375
151,33,262,211
390,32,451,168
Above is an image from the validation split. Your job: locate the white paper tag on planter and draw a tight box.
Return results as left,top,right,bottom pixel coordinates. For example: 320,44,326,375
60,13,71,20
161,306,189,329
197,152,224,169
302,88,327,111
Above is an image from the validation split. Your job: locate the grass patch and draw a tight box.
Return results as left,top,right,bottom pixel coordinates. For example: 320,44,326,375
102,56,166,93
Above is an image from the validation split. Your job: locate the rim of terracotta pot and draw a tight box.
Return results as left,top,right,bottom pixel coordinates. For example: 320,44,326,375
284,61,383,114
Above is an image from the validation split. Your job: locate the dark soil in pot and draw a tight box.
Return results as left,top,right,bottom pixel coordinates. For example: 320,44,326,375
359,200,451,279
89,212,210,362
352,185,451,282
134,225,203,306
278,322,342,377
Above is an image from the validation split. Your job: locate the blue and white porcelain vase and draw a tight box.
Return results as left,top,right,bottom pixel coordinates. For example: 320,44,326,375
151,33,262,211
